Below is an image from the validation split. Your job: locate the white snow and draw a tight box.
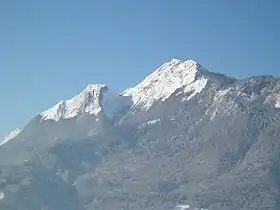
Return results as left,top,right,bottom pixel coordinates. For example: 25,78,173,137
210,108,218,120
276,99,280,108
0,192,4,200
41,84,106,121
41,84,132,122
138,118,161,129
0,128,22,146
40,59,209,121
211,88,231,104
172,204,208,210
174,204,190,209
146,118,161,125
182,78,208,101
122,59,208,109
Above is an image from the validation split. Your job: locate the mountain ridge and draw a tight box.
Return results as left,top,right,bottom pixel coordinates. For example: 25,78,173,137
1,58,280,145
0,58,280,209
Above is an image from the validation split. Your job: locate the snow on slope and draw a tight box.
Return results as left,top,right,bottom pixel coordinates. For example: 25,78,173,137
41,84,132,122
173,204,190,209
138,118,161,129
171,204,208,210
0,128,22,146
182,77,208,101
122,59,208,109
40,59,209,122
0,192,4,201
276,95,280,108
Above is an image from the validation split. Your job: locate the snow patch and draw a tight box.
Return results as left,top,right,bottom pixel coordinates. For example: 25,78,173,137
214,89,230,102
138,118,161,129
145,118,161,125
276,99,280,108
174,204,190,209
210,108,218,120
0,128,22,146
0,192,4,201
122,59,208,109
182,78,208,101
172,204,208,210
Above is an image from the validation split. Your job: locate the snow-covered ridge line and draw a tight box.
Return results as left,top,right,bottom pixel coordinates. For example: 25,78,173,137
40,84,108,121
40,84,132,122
40,58,209,122
0,128,22,146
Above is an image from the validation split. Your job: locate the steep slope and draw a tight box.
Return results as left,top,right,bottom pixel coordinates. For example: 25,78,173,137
0,128,22,146
122,59,208,109
0,59,280,210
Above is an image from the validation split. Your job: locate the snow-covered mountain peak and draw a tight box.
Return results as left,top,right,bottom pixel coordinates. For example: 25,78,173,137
40,84,131,122
158,59,199,72
169,57,182,64
122,59,208,109
0,128,22,146
84,84,107,92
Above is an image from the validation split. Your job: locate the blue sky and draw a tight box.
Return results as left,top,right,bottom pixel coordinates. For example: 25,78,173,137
0,0,279,138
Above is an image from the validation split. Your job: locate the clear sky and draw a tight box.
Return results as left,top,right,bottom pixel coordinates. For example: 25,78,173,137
0,0,279,138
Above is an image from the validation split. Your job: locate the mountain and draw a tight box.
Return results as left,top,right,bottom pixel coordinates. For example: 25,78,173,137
0,59,280,210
